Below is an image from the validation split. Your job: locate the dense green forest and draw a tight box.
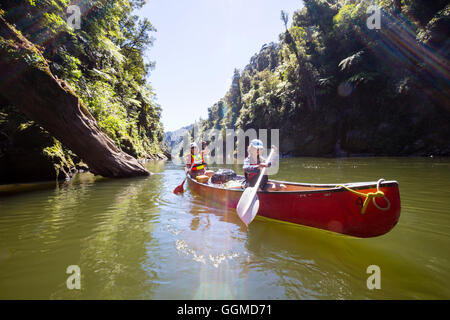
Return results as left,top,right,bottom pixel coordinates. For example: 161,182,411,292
199,0,449,157
1,1,449,183
0,0,164,182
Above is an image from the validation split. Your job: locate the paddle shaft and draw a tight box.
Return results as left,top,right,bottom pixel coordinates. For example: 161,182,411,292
241,148,275,215
173,153,197,193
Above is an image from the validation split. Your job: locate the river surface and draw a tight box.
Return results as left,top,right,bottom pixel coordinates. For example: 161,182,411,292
0,158,449,299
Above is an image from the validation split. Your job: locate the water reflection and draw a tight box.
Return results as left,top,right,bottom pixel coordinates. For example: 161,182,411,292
0,158,449,299
243,220,352,299
244,217,447,299
63,176,163,299
189,193,246,232
0,161,167,299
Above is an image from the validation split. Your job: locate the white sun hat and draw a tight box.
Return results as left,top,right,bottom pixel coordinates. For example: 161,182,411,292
249,139,264,149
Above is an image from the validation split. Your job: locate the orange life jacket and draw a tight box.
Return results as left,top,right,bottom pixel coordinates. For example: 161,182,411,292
191,154,205,171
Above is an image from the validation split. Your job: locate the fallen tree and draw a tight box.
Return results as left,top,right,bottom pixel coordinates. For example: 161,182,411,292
0,16,150,178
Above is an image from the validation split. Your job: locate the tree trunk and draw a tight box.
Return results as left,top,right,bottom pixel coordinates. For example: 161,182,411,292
0,16,150,178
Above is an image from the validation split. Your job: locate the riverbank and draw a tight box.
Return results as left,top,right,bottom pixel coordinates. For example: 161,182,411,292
0,158,168,197
0,152,169,187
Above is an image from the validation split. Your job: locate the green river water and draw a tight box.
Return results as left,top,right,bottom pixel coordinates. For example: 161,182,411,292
0,157,449,299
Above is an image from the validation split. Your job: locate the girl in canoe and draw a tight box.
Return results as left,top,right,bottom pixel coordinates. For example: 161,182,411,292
186,142,206,178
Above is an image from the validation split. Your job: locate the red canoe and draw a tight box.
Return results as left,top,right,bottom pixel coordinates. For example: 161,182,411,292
187,175,401,238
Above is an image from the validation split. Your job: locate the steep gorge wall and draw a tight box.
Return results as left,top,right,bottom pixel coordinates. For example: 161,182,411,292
0,16,149,179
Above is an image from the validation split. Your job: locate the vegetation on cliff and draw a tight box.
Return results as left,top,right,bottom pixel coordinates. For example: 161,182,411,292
200,0,449,156
0,0,164,182
0,15,151,179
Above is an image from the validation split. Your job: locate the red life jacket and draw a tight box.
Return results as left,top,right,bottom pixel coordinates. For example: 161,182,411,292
246,156,261,181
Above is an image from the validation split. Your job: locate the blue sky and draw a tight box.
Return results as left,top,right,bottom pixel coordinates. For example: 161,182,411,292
139,0,304,132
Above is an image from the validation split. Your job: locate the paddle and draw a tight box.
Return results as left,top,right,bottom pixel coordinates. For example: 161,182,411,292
236,147,275,226
173,157,195,194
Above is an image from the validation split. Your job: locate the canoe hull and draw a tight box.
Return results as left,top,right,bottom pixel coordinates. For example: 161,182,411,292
187,176,401,238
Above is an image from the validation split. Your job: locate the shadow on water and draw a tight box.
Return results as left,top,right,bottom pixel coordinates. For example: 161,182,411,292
0,161,167,299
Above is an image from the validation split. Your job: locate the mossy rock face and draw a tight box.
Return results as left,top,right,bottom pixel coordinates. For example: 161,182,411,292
0,149,56,183
0,125,57,183
0,16,149,179
297,134,336,156
279,135,296,155
120,137,138,158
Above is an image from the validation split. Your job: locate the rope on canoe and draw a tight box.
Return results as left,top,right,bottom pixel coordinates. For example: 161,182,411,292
337,178,391,214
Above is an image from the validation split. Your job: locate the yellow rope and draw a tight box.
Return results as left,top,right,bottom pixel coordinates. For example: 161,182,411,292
337,184,386,215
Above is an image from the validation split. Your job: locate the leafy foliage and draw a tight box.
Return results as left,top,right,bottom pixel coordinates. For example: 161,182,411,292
200,0,450,156
0,0,163,167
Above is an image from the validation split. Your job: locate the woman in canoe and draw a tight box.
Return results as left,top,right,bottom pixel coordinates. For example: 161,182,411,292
243,139,269,190
243,139,286,191
186,142,206,178
243,139,286,190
